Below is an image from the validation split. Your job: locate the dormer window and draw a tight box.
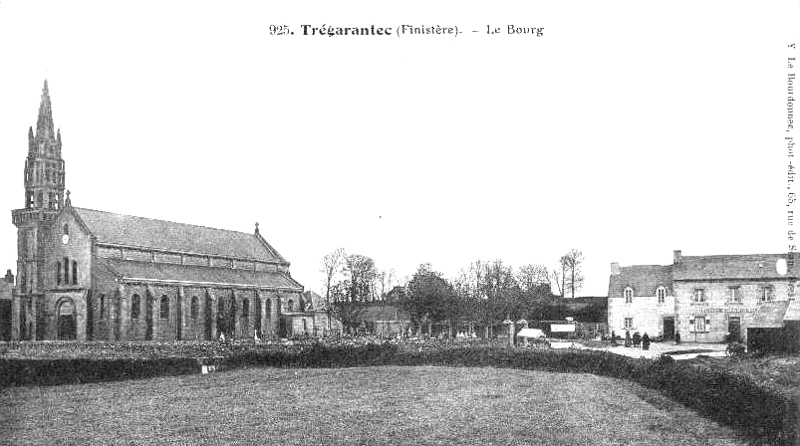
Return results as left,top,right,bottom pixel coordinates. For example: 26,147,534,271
624,287,633,303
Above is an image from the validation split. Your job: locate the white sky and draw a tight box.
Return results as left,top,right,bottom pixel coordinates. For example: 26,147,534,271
0,1,797,296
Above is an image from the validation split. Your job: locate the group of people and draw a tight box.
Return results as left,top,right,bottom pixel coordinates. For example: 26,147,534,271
610,330,652,350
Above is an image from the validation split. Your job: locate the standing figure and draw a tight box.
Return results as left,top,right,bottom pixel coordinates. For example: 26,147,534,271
641,333,650,350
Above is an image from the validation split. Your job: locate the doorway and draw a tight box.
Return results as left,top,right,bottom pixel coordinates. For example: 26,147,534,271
663,317,675,341
57,299,77,340
728,316,741,343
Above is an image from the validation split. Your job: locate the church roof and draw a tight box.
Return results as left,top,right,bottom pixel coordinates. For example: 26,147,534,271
98,258,302,291
73,207,286,263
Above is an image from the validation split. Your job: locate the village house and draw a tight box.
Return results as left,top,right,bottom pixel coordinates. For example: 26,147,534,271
608,250,800,345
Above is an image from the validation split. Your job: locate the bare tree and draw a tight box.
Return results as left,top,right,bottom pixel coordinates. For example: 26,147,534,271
560,249,585,298
551,266,565,297
374,268,396,300
320,248,346,304
516,264,551,295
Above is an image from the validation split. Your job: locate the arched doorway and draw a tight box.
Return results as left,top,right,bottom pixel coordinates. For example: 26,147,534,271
57,298,77,340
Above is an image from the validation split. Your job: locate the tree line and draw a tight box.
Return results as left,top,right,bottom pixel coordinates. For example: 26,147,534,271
319,248,589,335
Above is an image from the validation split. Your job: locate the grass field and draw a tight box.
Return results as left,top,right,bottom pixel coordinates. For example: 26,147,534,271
0,366,748,446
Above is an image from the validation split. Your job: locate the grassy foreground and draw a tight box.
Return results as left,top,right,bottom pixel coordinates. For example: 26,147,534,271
0,366,747,446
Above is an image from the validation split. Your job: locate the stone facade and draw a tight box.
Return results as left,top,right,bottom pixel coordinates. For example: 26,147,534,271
5,81,333,341
608,250,800,343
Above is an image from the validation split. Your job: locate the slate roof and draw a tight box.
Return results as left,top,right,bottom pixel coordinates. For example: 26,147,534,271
673,254,798,281
98,259,302,291
608,265,673,298
73,207,285,263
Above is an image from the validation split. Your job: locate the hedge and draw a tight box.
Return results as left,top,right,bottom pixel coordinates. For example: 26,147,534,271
1,342,797,445
0,357,200,387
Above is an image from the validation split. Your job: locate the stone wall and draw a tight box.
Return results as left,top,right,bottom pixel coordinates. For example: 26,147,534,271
673,280,793,343
608,294,675,337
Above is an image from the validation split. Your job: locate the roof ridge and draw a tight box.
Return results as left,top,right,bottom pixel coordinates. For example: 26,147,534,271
680,253,786,260
74,207,255,237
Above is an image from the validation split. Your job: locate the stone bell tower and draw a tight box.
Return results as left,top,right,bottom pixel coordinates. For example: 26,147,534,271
10,80,66,339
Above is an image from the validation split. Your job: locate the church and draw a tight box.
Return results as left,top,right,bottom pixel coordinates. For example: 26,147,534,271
5,81,329,341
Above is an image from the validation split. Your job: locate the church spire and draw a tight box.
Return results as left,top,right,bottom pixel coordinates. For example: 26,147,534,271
36,80,55,140
19,80,65,212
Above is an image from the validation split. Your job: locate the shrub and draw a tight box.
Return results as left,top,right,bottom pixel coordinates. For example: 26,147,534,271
725,342,747,358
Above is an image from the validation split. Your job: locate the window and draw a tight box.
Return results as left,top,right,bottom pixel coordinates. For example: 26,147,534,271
624,318,633,329
693,288,705,303
790,283,796,297
242,299,249,318
99,294,105,319
692,315,708,332
131,294,141,319
656,286,666,304
191,296,199,320
266,299,271,316
63,223,69,236
72,261,77,285
728,286,742,303
160,296,169,319
760,286,774,302
64,257,69,285
624,287,633,303
36,192,43,208
287,299,294,312
56,261,61,285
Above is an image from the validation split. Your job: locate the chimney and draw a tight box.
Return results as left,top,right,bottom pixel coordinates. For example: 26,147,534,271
673,250,682,264
610,262,620,276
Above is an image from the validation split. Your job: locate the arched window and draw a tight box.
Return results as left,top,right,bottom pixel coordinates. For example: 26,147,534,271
56,261,61,285
131,294,141,319
160,295,170,319
624,287,633,303
287,299,294,312
191,296,199,320
63,223,69,236
99,294,106,319
63,257,69,285
656,286,666,304
242,299,249,318
266,299,271,316
72,261,78,285
302,319,307,335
